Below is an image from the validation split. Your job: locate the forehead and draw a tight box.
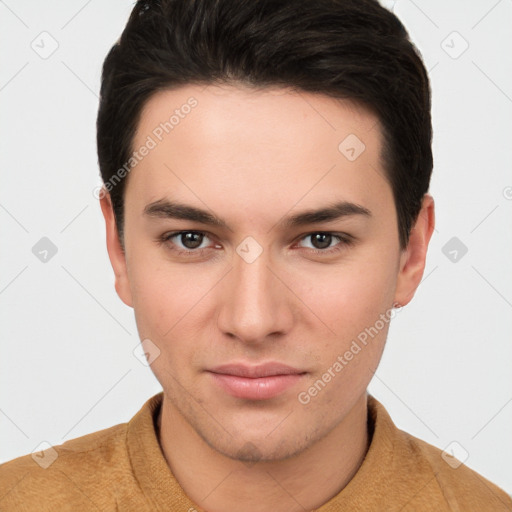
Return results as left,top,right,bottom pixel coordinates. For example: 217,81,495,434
126,83,392,226
136,83,379,148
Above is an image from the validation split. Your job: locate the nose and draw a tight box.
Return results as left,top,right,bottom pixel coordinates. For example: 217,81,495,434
216,248,294,345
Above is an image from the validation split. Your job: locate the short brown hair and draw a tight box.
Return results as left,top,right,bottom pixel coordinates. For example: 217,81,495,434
97,0,433,250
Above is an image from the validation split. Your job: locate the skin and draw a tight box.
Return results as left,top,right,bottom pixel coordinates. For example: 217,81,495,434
100,83,435,512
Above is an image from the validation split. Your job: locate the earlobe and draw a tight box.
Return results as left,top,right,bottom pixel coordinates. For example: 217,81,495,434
393,194,435,307
99,188,133,308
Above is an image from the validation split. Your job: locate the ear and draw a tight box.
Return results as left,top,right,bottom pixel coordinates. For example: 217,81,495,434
99,189,133,308
394,193,435,307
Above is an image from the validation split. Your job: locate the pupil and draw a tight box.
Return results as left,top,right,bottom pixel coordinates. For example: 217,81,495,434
183,232,202,249
313,233,331,249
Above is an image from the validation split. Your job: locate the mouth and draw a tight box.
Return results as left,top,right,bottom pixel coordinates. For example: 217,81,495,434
206,362,307,400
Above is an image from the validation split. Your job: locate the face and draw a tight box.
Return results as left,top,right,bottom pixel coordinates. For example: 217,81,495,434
101,83,432,462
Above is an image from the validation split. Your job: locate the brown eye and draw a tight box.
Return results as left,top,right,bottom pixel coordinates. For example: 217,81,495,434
159,230,213,255
309,233,333,250
297,232,354,255
178,232,205,249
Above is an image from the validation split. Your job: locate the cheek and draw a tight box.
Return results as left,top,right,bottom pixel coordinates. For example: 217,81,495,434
131,271,193,340
129,265,200,388
127,249,223,352
126,248,185,338
297,253,397,336
295,258,396,410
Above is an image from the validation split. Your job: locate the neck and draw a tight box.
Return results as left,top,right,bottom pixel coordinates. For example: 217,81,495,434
158,393,370,512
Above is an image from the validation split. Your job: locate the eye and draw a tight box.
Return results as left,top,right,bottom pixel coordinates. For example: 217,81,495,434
297,232,354,254
158,231,215,256
157,230,354,258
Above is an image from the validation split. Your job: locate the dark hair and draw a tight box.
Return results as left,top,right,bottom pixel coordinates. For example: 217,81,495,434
97,0,432,250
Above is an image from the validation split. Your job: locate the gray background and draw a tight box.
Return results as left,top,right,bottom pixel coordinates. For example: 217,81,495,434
1,0,511,494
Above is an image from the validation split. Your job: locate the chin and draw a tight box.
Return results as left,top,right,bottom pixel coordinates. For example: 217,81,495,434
206,434,311,464
193,413,331,464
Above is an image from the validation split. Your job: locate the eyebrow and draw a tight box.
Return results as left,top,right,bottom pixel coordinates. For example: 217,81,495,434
143,199,372,231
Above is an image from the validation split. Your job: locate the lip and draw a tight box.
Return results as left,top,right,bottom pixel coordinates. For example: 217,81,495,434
207,362,307,400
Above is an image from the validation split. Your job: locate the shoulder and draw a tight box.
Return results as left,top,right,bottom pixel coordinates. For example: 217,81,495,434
365,396,512,511
0,422,131,511
399,428,512,510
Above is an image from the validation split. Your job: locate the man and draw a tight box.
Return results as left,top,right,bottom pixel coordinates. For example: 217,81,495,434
1,0,510,510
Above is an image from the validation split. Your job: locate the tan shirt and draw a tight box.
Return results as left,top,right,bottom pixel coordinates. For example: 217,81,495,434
0,393,510,511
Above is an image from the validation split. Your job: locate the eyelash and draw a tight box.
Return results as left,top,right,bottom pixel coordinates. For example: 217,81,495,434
157,230,355,258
